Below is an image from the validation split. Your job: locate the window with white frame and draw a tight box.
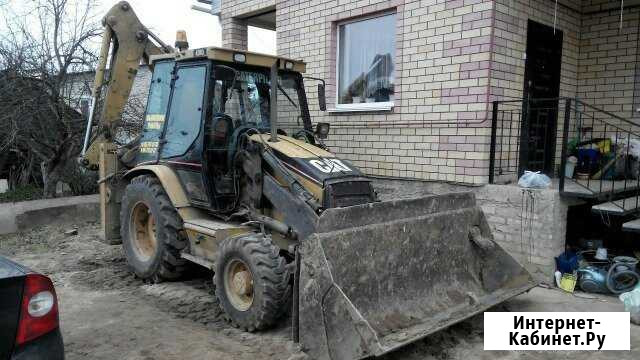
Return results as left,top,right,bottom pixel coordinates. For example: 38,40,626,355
337,13,396,110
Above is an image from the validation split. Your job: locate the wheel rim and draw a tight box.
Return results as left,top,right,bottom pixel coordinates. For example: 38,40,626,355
224,259,254,311
129,201,157,261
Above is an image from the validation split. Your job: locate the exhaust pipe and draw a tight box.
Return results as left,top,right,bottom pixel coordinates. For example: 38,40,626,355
270,60,278,142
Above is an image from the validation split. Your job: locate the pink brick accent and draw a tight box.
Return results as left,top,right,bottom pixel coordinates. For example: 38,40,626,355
217,0,639,185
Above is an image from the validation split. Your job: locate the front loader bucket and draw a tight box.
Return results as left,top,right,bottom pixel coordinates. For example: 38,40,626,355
298,192,536,360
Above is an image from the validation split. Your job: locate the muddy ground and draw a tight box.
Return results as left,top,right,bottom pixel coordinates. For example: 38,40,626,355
0,222,638,360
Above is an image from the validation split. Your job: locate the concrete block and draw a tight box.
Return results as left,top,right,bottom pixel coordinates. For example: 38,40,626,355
0,195,99,235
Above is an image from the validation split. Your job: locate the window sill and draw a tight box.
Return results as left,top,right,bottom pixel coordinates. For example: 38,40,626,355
327,102,394,113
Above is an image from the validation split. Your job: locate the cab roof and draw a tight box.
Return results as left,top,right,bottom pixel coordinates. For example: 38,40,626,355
149,46,306,73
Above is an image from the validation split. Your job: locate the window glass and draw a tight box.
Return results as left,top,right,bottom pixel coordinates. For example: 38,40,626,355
146,61,174,117
138,60,174,161
211,68,306,137
212,70,271,129
338,14,396,105
161,65,206,158
277,74,303,137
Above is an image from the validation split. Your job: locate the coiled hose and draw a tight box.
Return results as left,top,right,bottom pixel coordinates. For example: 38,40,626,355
606,257,640,294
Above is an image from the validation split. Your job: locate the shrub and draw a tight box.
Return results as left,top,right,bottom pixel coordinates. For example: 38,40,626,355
0,184,44,203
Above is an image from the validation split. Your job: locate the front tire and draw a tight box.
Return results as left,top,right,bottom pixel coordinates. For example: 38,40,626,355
120,175,187,281
214,233,290,331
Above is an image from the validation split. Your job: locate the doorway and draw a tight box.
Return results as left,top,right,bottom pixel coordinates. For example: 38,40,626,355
520,20,563,175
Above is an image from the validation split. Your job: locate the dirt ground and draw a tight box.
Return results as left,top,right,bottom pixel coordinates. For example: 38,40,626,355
0,222,638,360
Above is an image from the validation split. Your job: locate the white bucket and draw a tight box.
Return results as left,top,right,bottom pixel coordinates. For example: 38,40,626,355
565,156,578,178
595,247,608,261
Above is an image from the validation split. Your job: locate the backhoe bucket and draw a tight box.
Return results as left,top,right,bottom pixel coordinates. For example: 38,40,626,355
298,192,536,360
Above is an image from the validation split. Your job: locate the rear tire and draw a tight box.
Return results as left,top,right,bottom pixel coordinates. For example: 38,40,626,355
214,233,290,331
120,175,188,281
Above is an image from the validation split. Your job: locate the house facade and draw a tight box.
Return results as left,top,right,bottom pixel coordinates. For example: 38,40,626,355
217,0,640,186
64,65,153,141
212,0,640,279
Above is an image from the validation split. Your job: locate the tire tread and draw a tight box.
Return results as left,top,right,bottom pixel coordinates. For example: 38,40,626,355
214,233,290,331
120,175,187,281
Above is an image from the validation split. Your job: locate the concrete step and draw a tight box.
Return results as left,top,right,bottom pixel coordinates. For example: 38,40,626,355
563,178,640,199
1,195,99,235
622,218,640,233
592,195,640,216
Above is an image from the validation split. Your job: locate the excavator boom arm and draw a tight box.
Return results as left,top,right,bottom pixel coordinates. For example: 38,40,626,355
78,1,173,244
80,1,171,167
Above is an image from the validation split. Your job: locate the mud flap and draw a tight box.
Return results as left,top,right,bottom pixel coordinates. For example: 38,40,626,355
298,192,536,360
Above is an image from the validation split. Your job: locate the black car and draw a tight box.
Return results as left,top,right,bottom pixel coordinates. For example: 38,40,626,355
0,256,64,360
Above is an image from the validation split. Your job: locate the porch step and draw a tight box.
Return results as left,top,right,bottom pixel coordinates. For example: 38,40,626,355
591,195,640,216
562,178,640,199
622,218,640,233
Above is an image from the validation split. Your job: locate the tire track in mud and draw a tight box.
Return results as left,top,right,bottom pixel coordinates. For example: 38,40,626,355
1,224,485,360
16,225,295,357
1,225,279,332
63,236,296,358
66,240,226,326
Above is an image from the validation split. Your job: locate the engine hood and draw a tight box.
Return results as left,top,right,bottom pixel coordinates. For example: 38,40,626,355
249,134,364,185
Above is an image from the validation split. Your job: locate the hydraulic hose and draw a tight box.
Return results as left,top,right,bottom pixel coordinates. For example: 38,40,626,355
606,262,640,294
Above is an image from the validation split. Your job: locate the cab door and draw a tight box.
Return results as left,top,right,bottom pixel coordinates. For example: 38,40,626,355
137,60,174,163
160,63,210,206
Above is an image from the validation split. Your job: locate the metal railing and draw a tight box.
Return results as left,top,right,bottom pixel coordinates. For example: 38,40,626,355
560,99,640,212
490,97,640,213
488,100,523,184
489,98,566,184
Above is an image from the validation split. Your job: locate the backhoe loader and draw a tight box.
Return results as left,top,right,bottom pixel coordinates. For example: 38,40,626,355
79,2,536,359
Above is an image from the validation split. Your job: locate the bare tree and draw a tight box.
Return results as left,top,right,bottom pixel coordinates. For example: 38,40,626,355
0,0,101,197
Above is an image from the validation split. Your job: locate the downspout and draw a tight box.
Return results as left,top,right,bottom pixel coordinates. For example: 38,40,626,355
485,0,498,124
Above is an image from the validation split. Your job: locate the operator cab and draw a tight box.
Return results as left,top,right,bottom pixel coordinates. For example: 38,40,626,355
135,48,317,212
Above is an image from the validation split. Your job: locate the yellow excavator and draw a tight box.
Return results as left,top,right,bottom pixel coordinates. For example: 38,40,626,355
79,2,536,359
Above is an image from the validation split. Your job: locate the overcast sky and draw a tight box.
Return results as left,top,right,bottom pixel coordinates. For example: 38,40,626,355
99,0,276,54
1,0,276,54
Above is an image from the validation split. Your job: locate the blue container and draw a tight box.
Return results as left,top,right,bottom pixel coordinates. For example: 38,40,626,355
577,149,600,174
555,251,579,273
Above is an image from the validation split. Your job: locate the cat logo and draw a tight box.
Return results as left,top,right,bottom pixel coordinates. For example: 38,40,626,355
309,158,351,173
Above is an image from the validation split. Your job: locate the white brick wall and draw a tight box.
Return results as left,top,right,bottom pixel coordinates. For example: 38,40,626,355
223,0,497,185
220,0,640,185
578,1,640,122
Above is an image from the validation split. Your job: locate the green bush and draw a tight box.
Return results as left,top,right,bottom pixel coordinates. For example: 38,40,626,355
0,184,44,203
60,162,98,196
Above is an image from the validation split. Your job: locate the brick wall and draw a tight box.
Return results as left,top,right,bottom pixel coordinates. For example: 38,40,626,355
492,0,581,175
222,0,500,185
221,0,276,50
491,0,581,101
475,184,584,280
290,0,498,184
578,0,640,122
220,0,640,185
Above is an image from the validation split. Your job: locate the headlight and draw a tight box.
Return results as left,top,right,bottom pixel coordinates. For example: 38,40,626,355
233,53,246,63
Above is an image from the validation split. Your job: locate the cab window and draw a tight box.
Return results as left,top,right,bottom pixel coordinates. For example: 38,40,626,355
137,60,173,161
161,65,207,158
